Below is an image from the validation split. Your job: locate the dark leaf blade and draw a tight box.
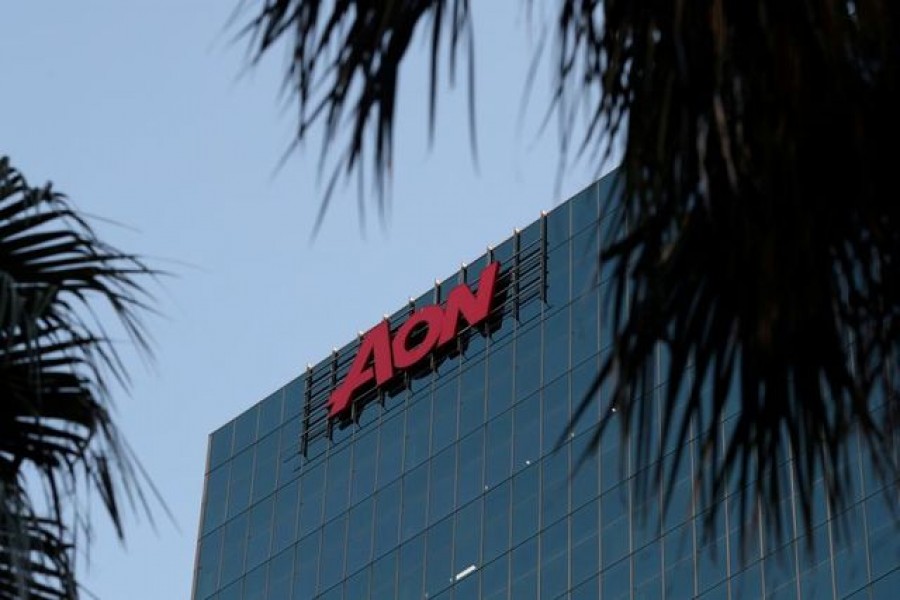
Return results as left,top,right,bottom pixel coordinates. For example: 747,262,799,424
0,156,160,599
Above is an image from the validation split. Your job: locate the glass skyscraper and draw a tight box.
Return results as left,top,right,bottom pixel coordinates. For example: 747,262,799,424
191,173,900,599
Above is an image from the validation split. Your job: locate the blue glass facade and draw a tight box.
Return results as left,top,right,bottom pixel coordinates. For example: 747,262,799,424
192,173,900,599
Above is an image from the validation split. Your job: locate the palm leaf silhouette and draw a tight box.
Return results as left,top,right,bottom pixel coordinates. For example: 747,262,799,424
241,0,900,548
0,157,156,599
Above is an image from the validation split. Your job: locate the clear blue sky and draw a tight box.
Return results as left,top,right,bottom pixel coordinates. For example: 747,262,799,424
2,2,602,598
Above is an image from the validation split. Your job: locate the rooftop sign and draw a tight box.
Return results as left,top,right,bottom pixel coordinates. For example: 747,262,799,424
328,262,500,417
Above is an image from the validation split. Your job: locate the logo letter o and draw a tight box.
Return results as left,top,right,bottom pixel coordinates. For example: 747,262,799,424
392,305,444,369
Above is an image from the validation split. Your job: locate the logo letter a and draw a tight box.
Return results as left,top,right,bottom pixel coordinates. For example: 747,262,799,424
328,320,394,416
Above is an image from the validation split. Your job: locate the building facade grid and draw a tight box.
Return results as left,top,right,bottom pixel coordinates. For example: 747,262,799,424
192,176,900,600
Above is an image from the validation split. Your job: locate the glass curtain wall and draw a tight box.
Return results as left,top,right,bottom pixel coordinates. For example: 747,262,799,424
192,174,900,600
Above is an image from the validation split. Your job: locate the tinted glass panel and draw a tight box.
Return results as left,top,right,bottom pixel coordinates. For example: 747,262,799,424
193,172,900,600
209,423,233,471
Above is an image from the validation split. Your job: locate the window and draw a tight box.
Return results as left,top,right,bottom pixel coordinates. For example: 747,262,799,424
258,391,283,438
226,447,254,518
297,463,324,538
202,464,230,534
373,479,401,557
219,512,249,586
245,496,274,571
266,547,294,599
425,517,453,596
324,448,351,520
209,422,233,471
350,430,377,504
377,413,404,486
401,463,428,541
483,481,511,562
252,432,279,503
485,411,512,488
233,406,259,453
398,534,425,600
429,446,456,525
346,497,374,575
194,529,223,599
457,429,484,506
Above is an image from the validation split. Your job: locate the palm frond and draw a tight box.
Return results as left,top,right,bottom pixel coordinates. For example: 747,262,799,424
239,0,475,230
0,156,156,599
242,0,900,550
554,0,900,547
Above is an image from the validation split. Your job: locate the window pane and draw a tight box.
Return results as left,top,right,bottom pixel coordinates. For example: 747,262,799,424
319,515,347,590
481,555,508,600
570,434,599,509
514,326,541,399
351,430,377,504
429,446,456,525
571,500,599,587
277,425,301,488
511,538,538,600
227,447,254,518
220,512,249,587
195,529,223,599
298,464,324,538
344,568,369,599
233,406,259,453
454,499,482,576
346,497,374,574
458,361,485,437
572,575,599,600
571,359,601,437
546,201,570,249
571,291,599,364
245,496,274,571
513,394,540,472
571,227,600,296
546,243,571,309
541,446,569,525
377,413,404,486
601,558,629,600
486,343,513,419
431,381,458,453
374,479,401,557
401,463,428,541
601,505,628,567
485,412,512,488
202,463,230,534
243,563,267,600
457,429,484,506
258,391,283,438
370,550,398,599
324,448,351,520
209,422,233,471
398,534,425,600
511,465,539,546
483,481,511,562
542,308,569,384
425,517,453,597
252,432,279,503
571,183,598,234
292,531,320,599
218,579,241,600
405,396,431,469
283,376,304,421
542,376,569,456
540,549,567,599
266,547,294,600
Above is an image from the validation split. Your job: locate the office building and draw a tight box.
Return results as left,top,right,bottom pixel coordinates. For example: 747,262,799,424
191,173,900,599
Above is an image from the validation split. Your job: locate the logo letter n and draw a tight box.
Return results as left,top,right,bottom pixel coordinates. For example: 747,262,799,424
438,261,500,345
